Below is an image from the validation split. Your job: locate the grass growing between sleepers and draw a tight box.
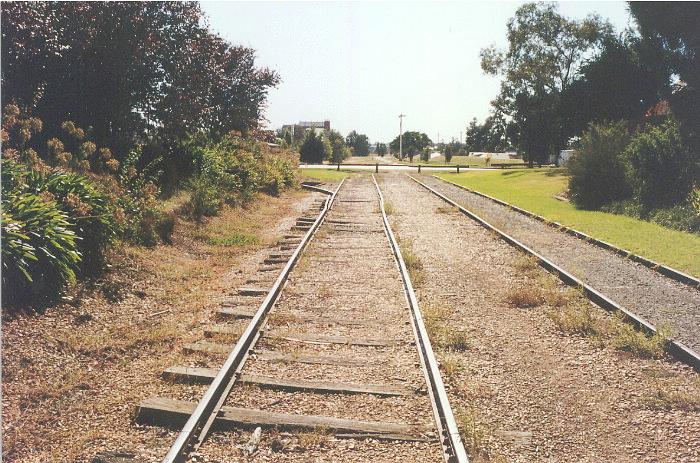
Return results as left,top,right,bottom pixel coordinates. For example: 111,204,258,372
435,169,700,276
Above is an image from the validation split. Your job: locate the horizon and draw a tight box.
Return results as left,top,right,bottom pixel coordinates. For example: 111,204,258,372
201,1,633,143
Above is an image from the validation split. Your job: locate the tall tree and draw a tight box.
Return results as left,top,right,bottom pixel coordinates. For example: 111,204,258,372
346,130,370,156
480,2,611,165
327,130,350,164
299,130,327,164
0,2,279,158
629,2,700,152
389,131,432,162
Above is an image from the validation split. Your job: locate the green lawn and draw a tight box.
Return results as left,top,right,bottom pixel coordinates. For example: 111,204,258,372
390,154,525,166
299,168,360,182
435,169,700,277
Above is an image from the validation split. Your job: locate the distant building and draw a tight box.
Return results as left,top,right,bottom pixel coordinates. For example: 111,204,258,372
469,151,520,160
281,120,330,143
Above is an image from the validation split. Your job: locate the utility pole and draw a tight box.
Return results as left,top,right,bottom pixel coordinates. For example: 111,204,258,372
398,113,406,160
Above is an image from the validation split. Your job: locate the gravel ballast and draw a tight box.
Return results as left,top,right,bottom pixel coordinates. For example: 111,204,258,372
380,173,700,462
417,174,700,353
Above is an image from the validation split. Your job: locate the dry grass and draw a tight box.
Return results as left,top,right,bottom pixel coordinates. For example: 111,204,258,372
384,201,395,215
436,205,459,214
296,427,330,449
396,235,425,287
456,406,487,457
512,255,540,275
643,378,700,412
612,321,670,359
439,353,463,379
504,284,545,308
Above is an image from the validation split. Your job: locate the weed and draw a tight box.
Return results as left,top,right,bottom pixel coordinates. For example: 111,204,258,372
207,232,259,247
296,427,330,448
504,284,545,308
384,201,395,215
642,380,700,412
456,406,486,456
436,205,458,214
612,321,669,359
513,255,540,275
441,330,470,352
440,353,463,379
399,241,424,287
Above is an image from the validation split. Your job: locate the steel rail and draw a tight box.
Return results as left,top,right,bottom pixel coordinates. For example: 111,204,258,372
372,175,469,463
433,175,700,290
410,174,700,372
162,179,345,463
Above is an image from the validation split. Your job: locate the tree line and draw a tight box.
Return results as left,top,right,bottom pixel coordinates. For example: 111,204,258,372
297,129,370,163
478,2,699,232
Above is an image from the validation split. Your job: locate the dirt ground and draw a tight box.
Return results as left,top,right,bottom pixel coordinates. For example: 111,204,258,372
1,188,313,463
379,173,700,463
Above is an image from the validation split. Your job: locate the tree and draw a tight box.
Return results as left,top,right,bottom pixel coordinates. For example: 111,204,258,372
389,131,432,162
561,34,668,139
327,130,349,164
299,130,327,164
629,2,700,153
376,143,388,156
480,2,611,165
346,130,370,156
0,2,279,163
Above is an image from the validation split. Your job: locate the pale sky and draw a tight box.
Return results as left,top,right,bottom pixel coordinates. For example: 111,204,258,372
201,1,633,143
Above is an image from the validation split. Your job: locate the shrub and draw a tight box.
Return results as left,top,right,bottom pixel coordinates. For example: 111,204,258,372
187,174,223,219
1,192,80,307
623,119,697,209
568,121,630,209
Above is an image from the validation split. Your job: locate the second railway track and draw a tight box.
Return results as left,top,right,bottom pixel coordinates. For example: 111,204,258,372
137,176,467,462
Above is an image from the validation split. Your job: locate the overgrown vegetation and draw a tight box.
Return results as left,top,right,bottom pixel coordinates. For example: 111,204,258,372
1,108,165,307
570,119,699,233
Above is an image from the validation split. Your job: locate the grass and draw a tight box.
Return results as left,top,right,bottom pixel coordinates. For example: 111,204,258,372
384,201,395,215
456,406,487,457
643,379,700,412
299,168,358,182
435,169,700,276
504,285,546,308
394,232,425,286
207,231,259,247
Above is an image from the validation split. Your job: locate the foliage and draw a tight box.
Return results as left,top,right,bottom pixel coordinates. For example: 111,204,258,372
1,190,80,307
327,130,350,164
465,115,513,153
568,121,630,209
375,143,388,156
623,119,697,209
481,2,611,164
0,2,279,156
186,136,297,219
389,131,432,161
562,34,668,139
299,130,327,164
345,130,370,156
630,2,700,153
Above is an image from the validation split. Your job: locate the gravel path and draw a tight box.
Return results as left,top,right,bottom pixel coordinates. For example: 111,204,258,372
379,173,700,462
417,174,700,353
198,176,443,462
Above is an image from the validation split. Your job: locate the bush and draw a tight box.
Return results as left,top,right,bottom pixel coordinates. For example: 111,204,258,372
187,174,222,219
1,192,80,307
568,121,630,209
623,119,697,209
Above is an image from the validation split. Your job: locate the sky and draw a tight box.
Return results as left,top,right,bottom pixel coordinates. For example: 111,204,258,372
201,1,634,143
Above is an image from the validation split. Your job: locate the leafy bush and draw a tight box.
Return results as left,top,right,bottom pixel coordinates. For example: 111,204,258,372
1,192,80,307
187,174,223,219
623,119,697,209
186,135,297,218
568,121,630,209
647,203,700,234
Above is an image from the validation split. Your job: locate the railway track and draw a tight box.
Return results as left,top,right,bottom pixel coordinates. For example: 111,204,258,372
409,174,700,372
135,176,467,462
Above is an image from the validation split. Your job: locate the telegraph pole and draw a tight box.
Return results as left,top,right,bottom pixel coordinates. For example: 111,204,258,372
398,113,406,160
